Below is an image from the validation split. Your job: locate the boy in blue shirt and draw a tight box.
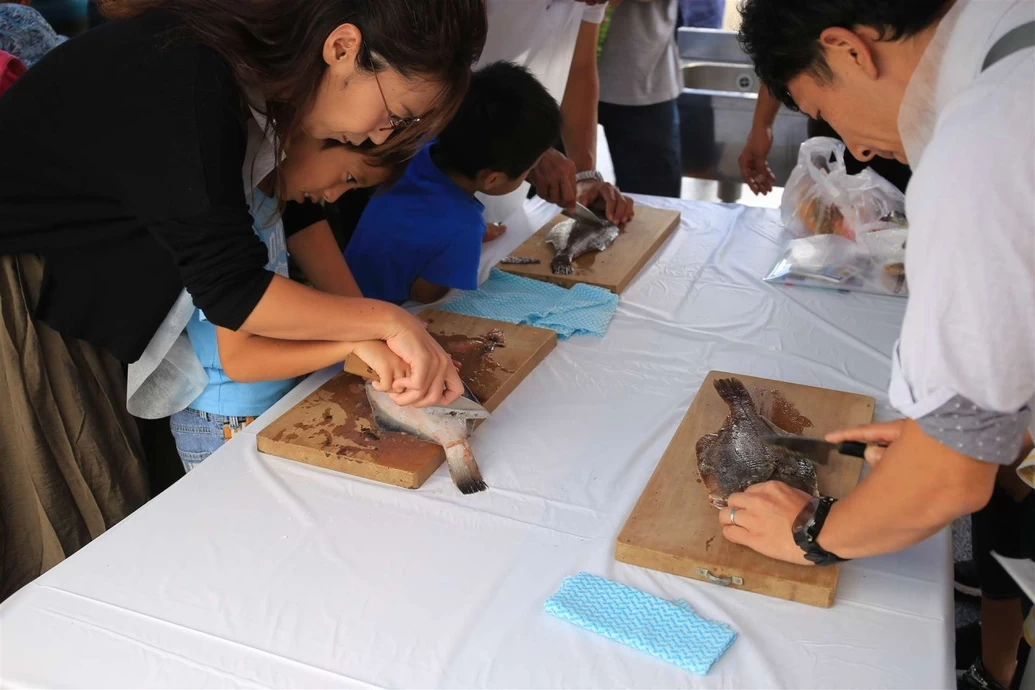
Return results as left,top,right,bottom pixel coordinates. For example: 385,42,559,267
345,61,562,304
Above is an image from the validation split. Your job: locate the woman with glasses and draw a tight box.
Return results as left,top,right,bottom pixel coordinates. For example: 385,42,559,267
0,0,486,601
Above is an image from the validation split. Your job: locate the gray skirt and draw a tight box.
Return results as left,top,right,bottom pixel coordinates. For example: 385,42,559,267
0,254,148,601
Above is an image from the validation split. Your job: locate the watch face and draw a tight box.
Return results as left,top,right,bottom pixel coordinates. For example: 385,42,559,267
793,498,818,533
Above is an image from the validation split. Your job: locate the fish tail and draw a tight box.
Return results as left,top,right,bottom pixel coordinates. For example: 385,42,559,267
444,441,487,494
713,377,754,411
550,254,574,275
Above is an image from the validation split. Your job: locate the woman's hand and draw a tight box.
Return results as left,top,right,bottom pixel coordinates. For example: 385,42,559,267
382,309,463,408
350,340,409,394
825,419,905,465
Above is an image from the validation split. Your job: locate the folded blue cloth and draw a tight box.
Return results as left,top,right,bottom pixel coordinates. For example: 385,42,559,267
544,572,737,675
440,268,618,339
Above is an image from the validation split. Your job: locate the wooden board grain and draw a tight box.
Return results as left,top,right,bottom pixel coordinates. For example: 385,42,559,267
256,309,556,488
615,371,875,607
497,205,680,294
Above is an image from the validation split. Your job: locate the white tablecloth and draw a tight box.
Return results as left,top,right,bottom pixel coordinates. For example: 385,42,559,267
0,197,953,689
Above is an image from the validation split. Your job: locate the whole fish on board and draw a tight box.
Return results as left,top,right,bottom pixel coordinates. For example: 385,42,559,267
545,217,619,275
365,383,487,494
695,377,818,508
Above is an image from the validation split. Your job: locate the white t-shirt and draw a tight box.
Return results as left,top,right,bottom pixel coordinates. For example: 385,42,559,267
890,0,1035,462
475,0,607,223
476,0,606,104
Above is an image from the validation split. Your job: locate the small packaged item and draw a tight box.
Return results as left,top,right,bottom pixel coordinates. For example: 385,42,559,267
765,229,908,297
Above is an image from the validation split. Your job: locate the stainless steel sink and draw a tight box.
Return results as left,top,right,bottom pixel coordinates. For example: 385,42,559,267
677,28,808,201
683,62,760,94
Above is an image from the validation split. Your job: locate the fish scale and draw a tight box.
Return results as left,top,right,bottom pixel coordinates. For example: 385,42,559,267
546,217,619,275
695,377,818,507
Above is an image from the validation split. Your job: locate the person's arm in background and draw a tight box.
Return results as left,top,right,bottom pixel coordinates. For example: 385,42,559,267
288,220,363,297
560,19,601,174
738,86,779,195
217,328,407,390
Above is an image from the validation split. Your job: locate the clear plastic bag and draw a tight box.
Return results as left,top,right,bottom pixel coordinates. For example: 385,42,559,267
765,228,908,297
781,137,906,241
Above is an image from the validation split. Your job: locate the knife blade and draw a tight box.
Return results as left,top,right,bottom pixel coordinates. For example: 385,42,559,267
561,202,607,226
343,353,490,420
763,435,870,464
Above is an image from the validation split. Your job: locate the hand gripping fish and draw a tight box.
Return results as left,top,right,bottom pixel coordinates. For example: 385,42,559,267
365,384,487,494
695,378,818,508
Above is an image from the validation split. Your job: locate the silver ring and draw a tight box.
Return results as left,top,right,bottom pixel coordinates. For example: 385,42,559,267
729,507,738,527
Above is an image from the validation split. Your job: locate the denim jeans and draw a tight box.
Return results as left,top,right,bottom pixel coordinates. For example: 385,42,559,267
598,99,682,198
169,408,252,473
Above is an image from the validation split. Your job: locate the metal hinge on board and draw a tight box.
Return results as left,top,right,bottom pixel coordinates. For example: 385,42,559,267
697,568,744,587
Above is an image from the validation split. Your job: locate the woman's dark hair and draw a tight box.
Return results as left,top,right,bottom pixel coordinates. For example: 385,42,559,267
99,0,487,166
738,0,950,109
435,61,561,180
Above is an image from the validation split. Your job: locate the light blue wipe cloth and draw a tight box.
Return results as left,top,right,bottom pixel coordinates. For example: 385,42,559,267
439,268,618,339
544,572,737,675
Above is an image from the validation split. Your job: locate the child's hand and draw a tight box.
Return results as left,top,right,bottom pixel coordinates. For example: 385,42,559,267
350,340,409,393
483,222,507,243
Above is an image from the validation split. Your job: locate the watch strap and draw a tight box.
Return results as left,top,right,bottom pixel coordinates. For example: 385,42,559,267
794,496,848,566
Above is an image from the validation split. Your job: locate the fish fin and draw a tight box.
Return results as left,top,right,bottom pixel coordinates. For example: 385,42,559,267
713,377,753,407
444,441,486,495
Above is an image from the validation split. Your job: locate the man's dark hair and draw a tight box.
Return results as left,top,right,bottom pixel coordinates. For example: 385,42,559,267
738,0,951,109
435,61,561,179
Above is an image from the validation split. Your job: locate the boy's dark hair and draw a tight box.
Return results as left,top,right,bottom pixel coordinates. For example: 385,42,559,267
738,0,951,109
435,61,561,179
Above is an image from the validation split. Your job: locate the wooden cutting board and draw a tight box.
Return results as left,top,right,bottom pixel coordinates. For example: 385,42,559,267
497,205,680,294
615,371,875,607
255,309,556,488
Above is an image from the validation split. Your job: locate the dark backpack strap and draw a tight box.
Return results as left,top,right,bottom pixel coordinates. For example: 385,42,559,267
982,20,1035,72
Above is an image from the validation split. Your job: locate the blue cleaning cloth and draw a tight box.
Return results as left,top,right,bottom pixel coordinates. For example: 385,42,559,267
440,268,618,339
544,572,737,675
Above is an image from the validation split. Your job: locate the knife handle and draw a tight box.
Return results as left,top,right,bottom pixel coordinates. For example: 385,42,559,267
837,441,869,458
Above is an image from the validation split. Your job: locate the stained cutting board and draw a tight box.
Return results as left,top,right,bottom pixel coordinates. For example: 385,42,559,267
255,309,556,488
615,370,875,607
498,205,680,294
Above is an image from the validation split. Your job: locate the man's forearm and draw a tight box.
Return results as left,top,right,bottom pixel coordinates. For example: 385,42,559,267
560,20,601,172
818,419,998,559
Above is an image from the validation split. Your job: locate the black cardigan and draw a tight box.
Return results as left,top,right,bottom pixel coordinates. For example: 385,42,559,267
0,10,286,362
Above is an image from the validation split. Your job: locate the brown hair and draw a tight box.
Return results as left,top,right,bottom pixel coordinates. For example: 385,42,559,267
99,0,487,167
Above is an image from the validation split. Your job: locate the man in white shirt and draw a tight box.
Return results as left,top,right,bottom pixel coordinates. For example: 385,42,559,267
725,2,1034,687
476,0,634,225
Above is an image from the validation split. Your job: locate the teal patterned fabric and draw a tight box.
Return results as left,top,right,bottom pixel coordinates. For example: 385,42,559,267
440,268,618,339
544,572,737,675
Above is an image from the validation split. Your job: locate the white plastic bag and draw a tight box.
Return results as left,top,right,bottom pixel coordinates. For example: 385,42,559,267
781,137,906,240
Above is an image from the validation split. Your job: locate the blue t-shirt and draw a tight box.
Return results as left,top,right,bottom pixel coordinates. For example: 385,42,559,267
345,144,485,304
187,189,300,417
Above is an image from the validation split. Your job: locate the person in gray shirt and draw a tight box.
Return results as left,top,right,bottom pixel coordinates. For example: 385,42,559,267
597,0,682,197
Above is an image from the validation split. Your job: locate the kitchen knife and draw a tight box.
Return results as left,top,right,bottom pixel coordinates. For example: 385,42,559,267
763,435,872,464
561,202,608,226
343,353,490,420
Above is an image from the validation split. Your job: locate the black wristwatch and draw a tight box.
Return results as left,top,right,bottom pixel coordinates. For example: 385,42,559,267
792,496,849,566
